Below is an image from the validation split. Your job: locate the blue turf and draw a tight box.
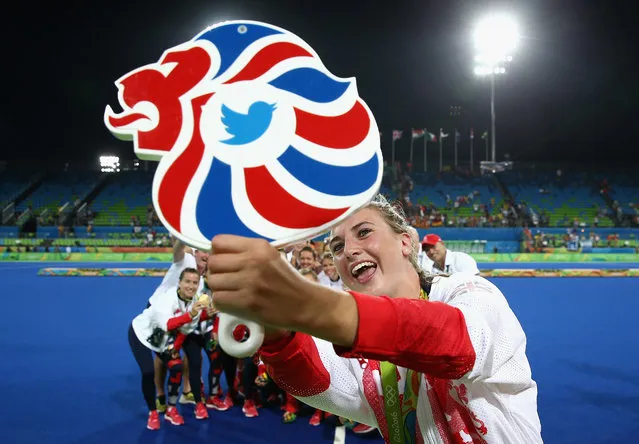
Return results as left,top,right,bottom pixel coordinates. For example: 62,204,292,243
0,263,382,444
1,263,638,443
494,278,639,444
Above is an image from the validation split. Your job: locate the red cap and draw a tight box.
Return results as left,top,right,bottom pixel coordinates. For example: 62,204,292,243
421,234,442,246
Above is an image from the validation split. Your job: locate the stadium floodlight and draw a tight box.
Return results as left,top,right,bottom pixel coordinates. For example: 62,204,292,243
99,155,120,173
473,13,520,163
473,14,519,65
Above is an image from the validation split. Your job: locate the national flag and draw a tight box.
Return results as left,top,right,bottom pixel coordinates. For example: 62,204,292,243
392,130,403,141
425,130,437,142
439,128,449,139
411,128,425,139
470,128,474,139
481,130,488,140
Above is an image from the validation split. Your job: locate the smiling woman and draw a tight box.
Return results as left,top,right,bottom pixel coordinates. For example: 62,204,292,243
328,195,431,297
206,194,543,444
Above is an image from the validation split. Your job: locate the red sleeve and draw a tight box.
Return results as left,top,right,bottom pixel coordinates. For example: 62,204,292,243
333,291,476,380
166,313,192,331
173,332,187,351
259,332,330,397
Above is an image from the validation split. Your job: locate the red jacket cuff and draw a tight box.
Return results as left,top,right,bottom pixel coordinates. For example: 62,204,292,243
259,332,330,397
173,332,187,351
259,332,299,361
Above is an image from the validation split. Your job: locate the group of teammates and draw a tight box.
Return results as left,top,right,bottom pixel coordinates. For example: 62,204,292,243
128,232,477,432
127,237,353,430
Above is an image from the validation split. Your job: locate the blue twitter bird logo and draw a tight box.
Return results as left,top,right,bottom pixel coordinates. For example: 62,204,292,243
220,101,277,145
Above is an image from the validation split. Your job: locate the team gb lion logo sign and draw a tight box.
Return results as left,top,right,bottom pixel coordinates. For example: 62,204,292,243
104,20,382,250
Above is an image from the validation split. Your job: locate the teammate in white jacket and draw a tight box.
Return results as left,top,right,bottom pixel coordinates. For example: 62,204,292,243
149,238,209,411
205,194,542,444
129,267,212,430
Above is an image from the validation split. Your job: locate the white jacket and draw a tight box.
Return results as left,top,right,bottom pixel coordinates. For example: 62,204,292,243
261,273,542,444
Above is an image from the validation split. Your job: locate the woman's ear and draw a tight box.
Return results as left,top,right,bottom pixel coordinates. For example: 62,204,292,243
400,232,413,257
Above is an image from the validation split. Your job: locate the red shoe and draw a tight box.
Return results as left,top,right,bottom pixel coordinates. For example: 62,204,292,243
352,423,376,434
165,406,185,426
147,410,160,430
195,402,209,419
284,393,299,414
242,399,259,418
206,395,229,411
224,394,234,409
309,409,322,426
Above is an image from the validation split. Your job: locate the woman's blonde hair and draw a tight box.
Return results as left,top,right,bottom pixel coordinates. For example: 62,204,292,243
321,252,334,262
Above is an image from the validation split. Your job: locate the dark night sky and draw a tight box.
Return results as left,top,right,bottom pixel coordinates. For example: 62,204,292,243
0,0,637,166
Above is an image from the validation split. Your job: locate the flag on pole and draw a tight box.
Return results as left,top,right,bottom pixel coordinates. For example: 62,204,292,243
469,127,475,172
420,129,436,172
481,130,489,160
454,129,461,167
391,130,403,166
409,129,423,163
438,128,448,172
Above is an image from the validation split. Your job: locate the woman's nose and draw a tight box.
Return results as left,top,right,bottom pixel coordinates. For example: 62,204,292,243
344,245,361,260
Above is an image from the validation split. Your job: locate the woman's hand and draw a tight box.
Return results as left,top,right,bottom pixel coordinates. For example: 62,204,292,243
206,235,358,346
205,304,218,318
206,235,311,329
189,300,207,318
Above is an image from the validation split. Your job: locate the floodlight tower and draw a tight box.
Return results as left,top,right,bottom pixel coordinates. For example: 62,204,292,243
473,13,520,163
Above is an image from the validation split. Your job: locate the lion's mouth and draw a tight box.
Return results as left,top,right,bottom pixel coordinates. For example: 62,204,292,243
107,110,149,129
